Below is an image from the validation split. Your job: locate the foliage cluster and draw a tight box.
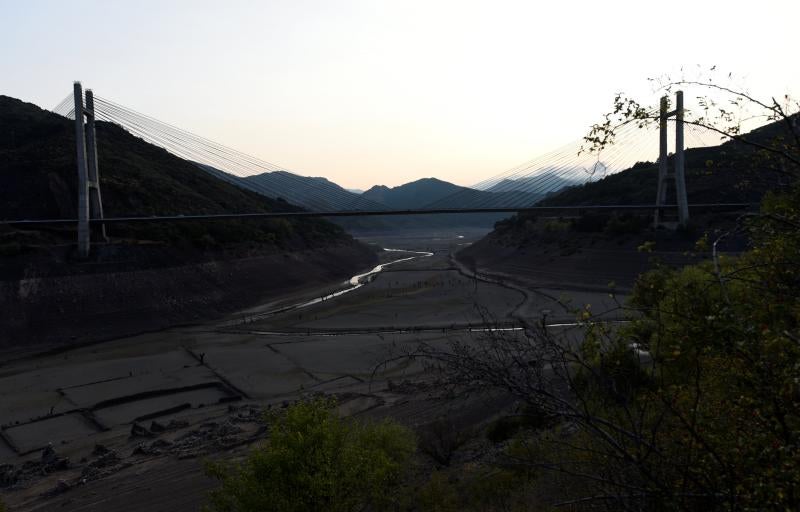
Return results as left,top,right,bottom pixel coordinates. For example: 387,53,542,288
438,186,799,508
412,75,800,509
485,406,555,443
611,185,800,509
571,212,648,235
205,398,415,512
206,399,551,511
552,75,800,509
415,467,536,512
417,416,473,467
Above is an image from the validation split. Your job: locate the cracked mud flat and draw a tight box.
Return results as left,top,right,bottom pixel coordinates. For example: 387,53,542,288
0,230,617,511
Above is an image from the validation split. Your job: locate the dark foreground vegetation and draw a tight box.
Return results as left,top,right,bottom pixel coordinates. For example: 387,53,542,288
202,170,798,509
198,78,800,511
205,399,416,512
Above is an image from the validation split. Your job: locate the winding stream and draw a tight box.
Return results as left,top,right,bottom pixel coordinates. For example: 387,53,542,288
348,248,433,286
234,248,433,324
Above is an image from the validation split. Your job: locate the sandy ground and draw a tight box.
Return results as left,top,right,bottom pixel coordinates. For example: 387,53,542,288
0,228,623,511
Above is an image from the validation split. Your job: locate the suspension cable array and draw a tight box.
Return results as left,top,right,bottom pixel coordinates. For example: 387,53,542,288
51,89,718,215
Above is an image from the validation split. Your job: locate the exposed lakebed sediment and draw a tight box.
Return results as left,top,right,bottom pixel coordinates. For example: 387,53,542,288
221,247,434,326
0,234,526,510
0,243,377,351
0,232,622,511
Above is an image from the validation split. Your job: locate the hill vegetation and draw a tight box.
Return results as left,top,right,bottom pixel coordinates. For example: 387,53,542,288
0,95,352,253
206,399,415,512
540,111,798,209
485,114,799,246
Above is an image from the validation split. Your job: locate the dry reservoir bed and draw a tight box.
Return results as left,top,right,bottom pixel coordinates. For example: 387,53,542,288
0,234,605,511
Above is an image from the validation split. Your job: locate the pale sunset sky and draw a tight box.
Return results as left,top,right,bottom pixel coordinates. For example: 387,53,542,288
1,0,799,189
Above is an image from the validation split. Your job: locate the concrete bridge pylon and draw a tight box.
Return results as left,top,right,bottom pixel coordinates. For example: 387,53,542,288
654,90,690,228
73,81,106,258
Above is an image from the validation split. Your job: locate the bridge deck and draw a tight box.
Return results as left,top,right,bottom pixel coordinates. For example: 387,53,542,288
0,203,754,226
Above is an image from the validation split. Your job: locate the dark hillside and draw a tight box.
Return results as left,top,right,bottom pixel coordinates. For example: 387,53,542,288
0,95,348,251
539,117,798,207
458,117,799,291
0,96,289,218
0,95,377,348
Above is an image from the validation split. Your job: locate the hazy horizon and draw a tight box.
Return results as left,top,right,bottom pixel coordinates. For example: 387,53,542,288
2,0,799,189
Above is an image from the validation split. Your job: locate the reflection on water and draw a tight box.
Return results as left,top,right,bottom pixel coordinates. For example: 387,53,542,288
348,248,433,286
244,248,433,321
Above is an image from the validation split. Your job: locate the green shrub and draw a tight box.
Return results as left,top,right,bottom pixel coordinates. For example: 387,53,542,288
541,219,569,233
603,213,646,235
571,212,610,232
574,334,652,406
204,398,415,512
575,184,800,509
416,471,459,512
485,407,555,443
416,466,536,512
417,416,473,467
465,468,534,511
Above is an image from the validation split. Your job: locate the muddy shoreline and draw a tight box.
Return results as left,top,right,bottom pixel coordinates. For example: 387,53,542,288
0,243,377,353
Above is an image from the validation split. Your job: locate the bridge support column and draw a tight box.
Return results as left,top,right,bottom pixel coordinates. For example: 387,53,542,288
74,82,90,258
674,91,689,226
653,91,690,229
654,97,669,226
85,90,107,241
73,82,107,258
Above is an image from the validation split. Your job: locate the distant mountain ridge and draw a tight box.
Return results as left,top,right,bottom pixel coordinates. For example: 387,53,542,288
243,171,382,211
362,178,470,209
196,163,583,213
189,165,584,232
194,166,384,212
360,176,562,210
195,170,555,213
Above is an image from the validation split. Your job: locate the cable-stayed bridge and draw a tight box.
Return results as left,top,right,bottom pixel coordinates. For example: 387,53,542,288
50,91,711,212
7,83,753,257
